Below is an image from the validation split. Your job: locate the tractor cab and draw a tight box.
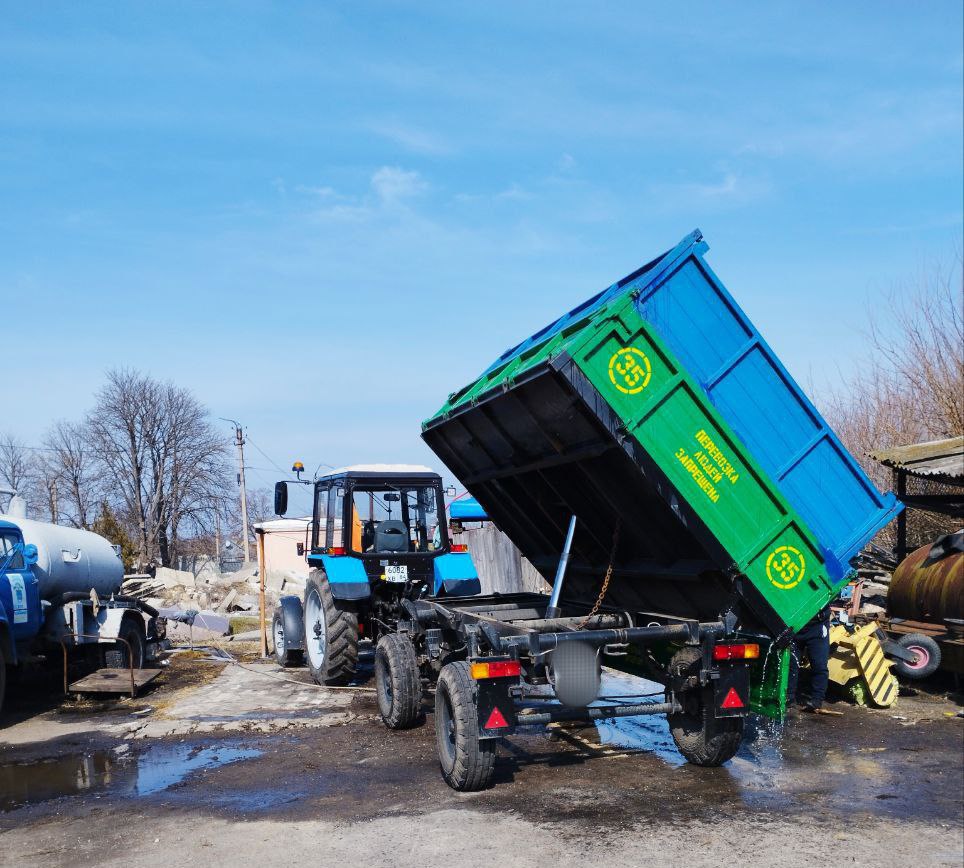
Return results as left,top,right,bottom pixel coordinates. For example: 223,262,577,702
272,464,482,685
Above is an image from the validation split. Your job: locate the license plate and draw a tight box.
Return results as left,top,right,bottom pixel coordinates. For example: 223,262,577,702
384,565,408,583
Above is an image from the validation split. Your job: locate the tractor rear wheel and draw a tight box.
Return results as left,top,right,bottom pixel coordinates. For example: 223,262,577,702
435,661,496,791
375,633,422,729
667,647,744,767
304,570,358,686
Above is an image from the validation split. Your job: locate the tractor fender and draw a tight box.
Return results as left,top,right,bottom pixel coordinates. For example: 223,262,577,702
277,595,305,651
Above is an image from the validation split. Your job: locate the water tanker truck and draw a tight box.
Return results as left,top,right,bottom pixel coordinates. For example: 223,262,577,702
0,491,162,712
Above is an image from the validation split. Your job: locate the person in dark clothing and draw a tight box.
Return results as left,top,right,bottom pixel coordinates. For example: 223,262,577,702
787,605,840,715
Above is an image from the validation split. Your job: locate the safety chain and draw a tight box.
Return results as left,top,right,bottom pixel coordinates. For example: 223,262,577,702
576,522,621,628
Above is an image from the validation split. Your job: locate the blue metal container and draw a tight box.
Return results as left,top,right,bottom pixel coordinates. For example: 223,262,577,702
484,230,901,580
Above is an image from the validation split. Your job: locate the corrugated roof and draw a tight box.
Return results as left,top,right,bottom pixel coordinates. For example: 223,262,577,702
870,436,964,483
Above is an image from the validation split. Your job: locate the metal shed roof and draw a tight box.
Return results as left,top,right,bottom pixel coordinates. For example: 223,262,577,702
870,436,964,484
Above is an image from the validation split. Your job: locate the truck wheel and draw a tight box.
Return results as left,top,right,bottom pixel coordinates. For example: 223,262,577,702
434,661,496,791
375,634,422,729
304,570,358,686
894,633,941,680
667,647,743,767
104,618,146,669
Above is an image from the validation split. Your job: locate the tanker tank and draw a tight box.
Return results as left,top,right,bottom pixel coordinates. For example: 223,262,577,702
0,514,124,599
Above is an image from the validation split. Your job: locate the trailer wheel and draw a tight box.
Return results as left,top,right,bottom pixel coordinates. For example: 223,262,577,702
668,647,743,767
273,609,303,668
375,634,422,729
893,633,941,680
104,617,146,669
435,661,496,791
304,570,358,686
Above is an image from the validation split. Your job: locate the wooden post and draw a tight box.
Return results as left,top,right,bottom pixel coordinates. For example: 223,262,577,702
257,528,268,658
894,468,907,565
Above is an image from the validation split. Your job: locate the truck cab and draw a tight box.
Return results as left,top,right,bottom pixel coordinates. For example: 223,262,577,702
272,464,481,685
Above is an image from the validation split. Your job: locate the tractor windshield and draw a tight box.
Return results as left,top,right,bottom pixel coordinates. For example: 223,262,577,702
349,484,444,555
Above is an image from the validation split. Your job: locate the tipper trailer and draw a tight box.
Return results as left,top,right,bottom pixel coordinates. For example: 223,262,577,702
276,232,901,790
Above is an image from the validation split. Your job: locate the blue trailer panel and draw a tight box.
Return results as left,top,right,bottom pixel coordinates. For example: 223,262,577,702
482,230,901,580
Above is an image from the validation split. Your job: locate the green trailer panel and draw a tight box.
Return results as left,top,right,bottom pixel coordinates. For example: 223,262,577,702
425,295,845,636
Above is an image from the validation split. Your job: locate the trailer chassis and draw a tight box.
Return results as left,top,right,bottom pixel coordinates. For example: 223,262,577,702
376,591,755,790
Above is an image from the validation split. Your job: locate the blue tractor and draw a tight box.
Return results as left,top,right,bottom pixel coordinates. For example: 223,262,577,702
272,465,481,695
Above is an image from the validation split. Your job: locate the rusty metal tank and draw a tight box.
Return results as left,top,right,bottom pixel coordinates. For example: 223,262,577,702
888,531,964,623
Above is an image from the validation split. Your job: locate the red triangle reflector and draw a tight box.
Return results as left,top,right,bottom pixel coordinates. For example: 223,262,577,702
484,707,509,729
721,687,744,709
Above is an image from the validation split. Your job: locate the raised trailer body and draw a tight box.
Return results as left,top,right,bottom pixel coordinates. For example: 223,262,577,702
459,230,901,581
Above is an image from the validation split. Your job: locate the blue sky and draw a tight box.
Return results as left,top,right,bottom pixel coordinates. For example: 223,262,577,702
2,2,961,509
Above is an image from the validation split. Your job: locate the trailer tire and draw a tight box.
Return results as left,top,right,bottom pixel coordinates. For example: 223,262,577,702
304,570,358,686
104,617,146,669
435,661,496,791
375,634,422,729
893,633,941,680
273,609,304,668
668,647,743,767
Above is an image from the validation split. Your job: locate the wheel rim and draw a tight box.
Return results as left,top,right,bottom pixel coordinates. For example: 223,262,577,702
437,685,457,768
305,589,327,669
275,619,286,657
906,645,929,669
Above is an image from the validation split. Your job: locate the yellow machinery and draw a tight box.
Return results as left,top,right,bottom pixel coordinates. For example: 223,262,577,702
828,622,899,708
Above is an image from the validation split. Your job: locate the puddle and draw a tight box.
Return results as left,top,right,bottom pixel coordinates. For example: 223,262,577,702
0,742,261,812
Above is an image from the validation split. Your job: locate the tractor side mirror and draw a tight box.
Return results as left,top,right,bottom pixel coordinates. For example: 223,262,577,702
296,542,305,556
22,543,38,566
274,481,289,516
445,486,457,498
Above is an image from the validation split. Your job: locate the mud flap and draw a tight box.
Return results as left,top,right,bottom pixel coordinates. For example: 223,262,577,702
714,665,751,718
476,678,517,739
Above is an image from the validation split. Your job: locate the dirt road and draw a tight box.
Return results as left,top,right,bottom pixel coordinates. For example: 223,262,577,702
1,649,961,868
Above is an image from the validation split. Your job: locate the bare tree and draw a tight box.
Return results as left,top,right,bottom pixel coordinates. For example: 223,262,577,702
40,421,102,528
823,249,963,549
86,369,231,568
0,432,33,494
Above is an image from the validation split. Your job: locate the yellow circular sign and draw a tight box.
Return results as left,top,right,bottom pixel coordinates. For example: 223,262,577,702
766,545,806,590
608,347,652,394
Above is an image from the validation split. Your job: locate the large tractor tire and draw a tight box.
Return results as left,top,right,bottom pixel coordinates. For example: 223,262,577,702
667,647,744,767
375,633,422,729
434,661,496,791
304,570,359,686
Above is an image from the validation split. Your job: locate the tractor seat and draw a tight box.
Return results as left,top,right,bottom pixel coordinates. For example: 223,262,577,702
374,520,409,552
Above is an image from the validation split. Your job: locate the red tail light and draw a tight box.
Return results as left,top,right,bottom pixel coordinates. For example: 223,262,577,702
328,546,345,556
713,643,760,661
451,544,468,553
470,660,521,679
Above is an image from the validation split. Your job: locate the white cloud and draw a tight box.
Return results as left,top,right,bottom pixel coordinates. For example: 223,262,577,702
371,166,427,204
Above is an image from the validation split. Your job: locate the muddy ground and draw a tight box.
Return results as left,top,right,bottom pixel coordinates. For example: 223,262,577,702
1,645,961,868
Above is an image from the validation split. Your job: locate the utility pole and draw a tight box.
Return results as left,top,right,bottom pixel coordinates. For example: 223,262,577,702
222,418,250,563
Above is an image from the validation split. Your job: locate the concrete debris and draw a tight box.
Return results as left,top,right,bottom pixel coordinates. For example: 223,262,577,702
121,558,293,633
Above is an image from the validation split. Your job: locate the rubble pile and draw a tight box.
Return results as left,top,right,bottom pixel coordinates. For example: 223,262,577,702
121,562,307,640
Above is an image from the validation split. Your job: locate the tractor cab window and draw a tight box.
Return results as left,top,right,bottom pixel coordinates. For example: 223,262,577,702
350,484,443,555
0,532,24,570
